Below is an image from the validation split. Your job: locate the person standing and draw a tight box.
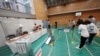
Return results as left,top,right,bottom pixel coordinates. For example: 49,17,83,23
55,21,58,28
87,20,98,45
68,20,71,29
70,20,76,38
42,20,48,28
71,20,76,30
47,20,51,33
48,20,50,29
76,21,89,49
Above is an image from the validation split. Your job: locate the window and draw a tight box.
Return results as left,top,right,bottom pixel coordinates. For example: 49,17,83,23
16,5,19,11
45,0,70,7
45,0,81,7
24,3,31,14
23,0,28,2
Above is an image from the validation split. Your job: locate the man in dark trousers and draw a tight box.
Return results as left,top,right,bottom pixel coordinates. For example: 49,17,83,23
87,20,98,45
55,21,57,28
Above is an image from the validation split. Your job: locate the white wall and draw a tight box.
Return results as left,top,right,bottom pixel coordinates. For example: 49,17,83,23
0,17,43,36
19,19,43,32
0,17,43,47
0,22,6,47
19,19,35,32
1,18,19,35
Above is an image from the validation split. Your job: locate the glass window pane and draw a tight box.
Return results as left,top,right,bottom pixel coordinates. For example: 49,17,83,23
23,0,28,2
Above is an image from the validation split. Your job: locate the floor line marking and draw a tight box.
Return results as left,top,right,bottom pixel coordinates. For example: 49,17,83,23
33,35,48,52
65,32,70,56
48,47,54,56
74,33,93,56
93,41,100,46
34,30,54,52
74,29,100,46
47,29,59,56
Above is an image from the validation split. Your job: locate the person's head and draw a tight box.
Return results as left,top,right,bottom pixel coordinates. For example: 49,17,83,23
78,19,80,20
39,25,41,27
88,15,94,18
23,31,28,35
79,20,84,25
34,23,36,25
72,20,73,21
78,18,81,20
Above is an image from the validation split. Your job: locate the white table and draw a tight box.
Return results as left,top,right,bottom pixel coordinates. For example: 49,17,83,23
6,29,47,54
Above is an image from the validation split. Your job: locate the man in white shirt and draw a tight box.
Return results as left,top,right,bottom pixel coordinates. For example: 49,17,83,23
76,20,89,49
87,21,98,45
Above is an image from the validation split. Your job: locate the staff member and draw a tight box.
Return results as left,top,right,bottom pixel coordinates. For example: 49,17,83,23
33,23,38,31
16,27,23,36
76,20,89,49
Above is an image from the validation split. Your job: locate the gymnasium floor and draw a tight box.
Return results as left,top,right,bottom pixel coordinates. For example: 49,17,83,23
0,28,100,56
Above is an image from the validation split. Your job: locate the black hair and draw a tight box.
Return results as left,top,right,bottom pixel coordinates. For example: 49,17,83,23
34,23,36,25
84,20,91,25
23,31,28,35
89,15,93,18
87,20,91,24
77,19,83,26
79,20,84,25
84,20,88,25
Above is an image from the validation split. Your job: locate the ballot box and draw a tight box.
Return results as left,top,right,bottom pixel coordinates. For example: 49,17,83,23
16,38,33,56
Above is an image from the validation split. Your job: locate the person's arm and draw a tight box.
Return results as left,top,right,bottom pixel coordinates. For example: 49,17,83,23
94,25,98,33
78,25,82,34
87,25,90,32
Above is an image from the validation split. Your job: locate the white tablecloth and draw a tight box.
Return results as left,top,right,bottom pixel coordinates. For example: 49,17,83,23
6,29,47,54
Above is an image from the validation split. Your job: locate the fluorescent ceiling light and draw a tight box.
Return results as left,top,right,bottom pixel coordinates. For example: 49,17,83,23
5,0,8,2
